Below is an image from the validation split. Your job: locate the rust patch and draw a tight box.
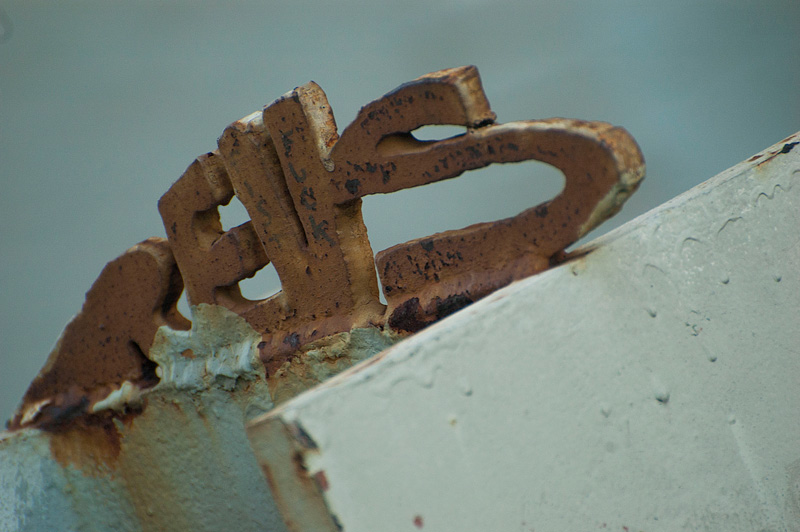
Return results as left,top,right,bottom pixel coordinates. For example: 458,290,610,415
387,297,428,332
48,411,137,474
756,136,800,168
10,238,187,430
266,327,400,405
435,293,474,320
387,293,475,333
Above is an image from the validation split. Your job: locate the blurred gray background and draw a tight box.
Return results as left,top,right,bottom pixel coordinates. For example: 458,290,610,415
1,1,798,425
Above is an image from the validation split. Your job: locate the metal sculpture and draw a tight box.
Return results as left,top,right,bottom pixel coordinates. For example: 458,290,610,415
10,66,644,430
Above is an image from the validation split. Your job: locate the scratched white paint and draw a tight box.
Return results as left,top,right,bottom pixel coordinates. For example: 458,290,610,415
251,132,800,531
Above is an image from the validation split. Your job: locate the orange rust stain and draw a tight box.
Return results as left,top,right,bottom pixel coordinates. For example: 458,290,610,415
180,348,195,359
48,413,135,474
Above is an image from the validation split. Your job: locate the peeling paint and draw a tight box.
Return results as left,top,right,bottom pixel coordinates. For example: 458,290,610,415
269,327,401,406
91,381,143,413
0,301,408,531
150,303,264,391
18,398,51,426
579,167,643,236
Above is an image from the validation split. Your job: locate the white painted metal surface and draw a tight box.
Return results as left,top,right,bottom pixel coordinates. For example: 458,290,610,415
249,133,800,531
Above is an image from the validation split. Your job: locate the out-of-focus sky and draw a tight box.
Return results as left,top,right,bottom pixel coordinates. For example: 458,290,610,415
1,0,798,425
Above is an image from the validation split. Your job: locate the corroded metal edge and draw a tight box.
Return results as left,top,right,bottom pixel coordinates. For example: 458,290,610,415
247,416,341,532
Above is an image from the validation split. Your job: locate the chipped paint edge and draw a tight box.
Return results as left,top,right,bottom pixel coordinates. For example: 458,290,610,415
247,416,341,532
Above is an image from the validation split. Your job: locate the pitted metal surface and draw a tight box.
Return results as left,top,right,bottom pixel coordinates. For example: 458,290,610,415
9,66,643,431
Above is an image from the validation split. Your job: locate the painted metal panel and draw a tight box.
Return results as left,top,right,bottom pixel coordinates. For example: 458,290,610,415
248,133,800,531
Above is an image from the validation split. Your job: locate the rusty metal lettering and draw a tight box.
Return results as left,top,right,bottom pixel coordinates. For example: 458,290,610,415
11,66,644,428
10,238,188,429
158,152,268,312
217,93,384,369
264,65,644,330
372,119,644,329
